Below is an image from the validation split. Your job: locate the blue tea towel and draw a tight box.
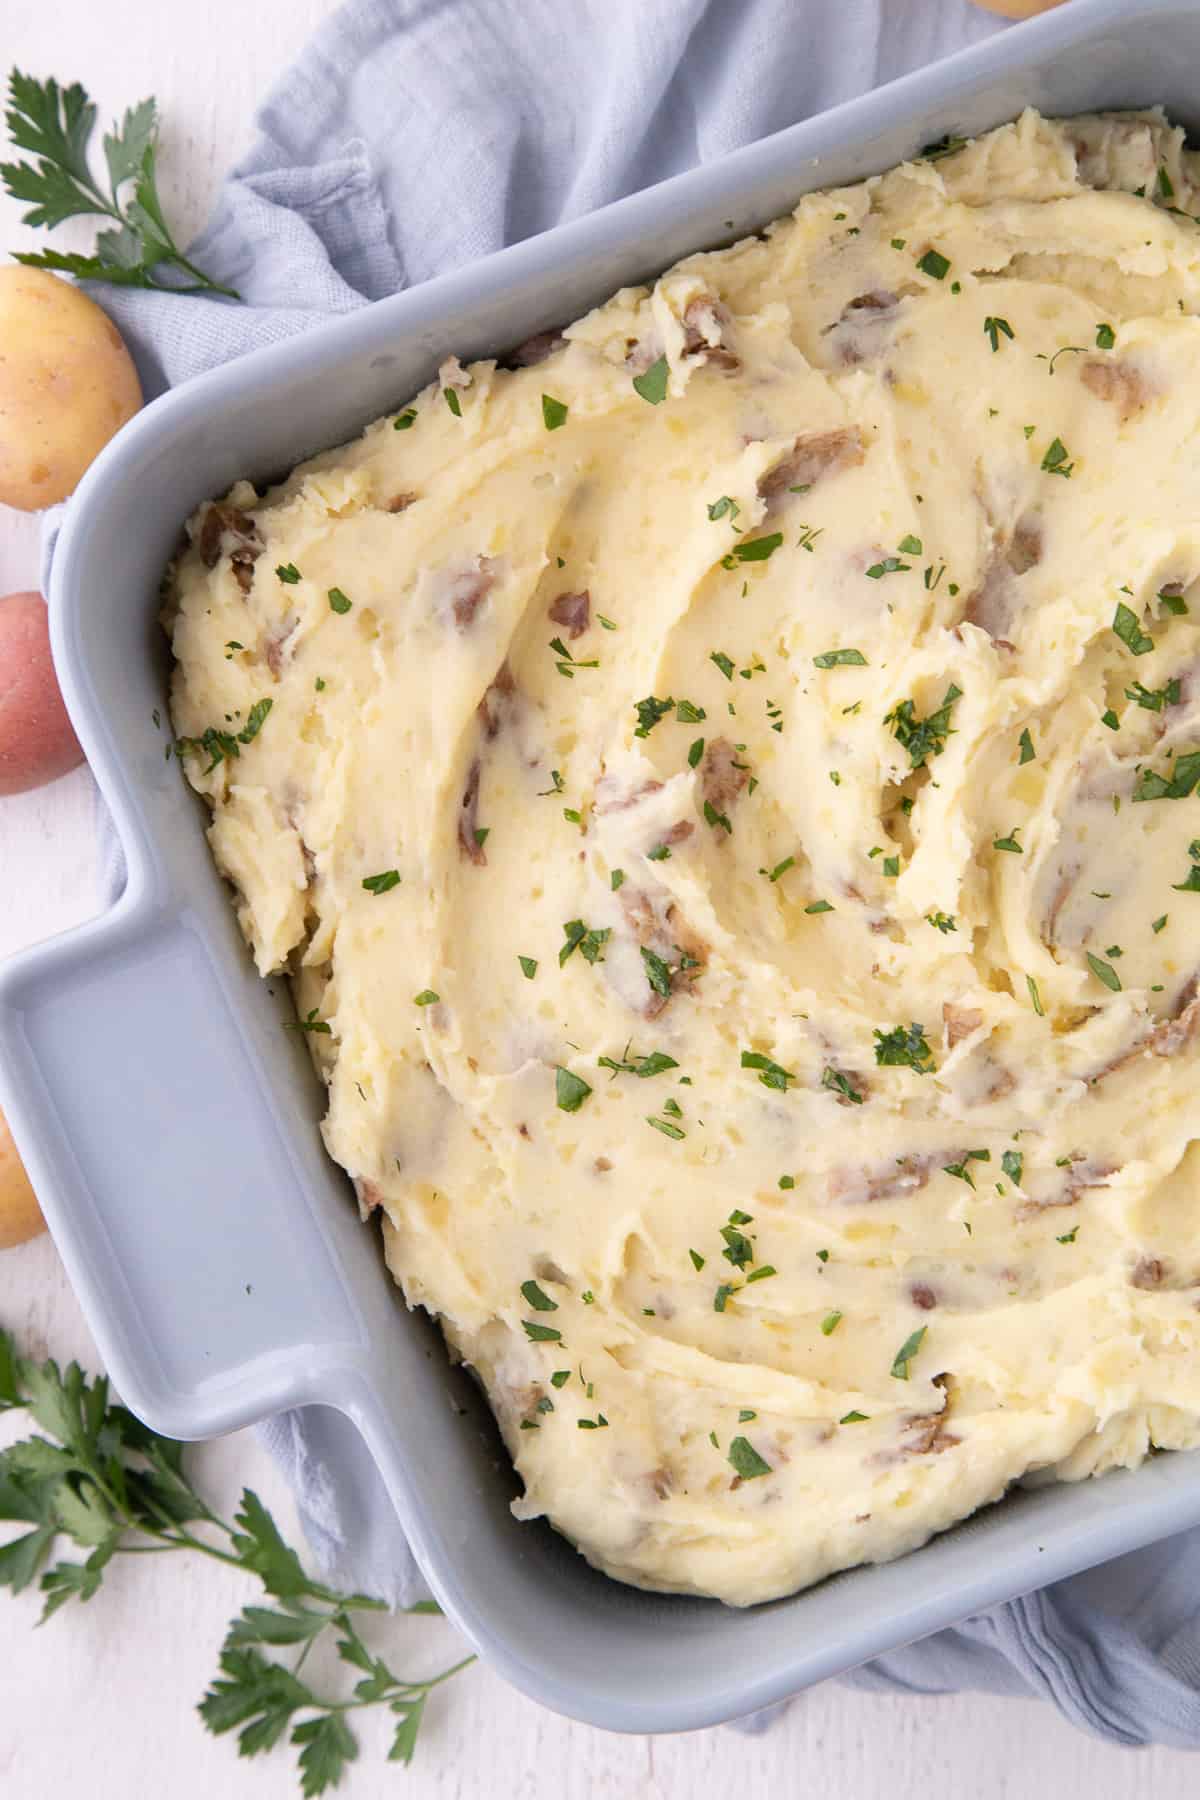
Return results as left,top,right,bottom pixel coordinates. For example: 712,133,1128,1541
44,0,1200,1749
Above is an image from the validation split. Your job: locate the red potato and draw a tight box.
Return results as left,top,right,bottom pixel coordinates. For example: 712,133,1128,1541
0,592,84,795
0,1105,44,1249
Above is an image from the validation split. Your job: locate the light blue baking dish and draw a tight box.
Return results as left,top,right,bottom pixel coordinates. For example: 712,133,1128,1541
2,0,1199,1734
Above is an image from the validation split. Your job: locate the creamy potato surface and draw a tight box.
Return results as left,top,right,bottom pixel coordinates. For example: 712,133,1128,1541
171,111,1200,1605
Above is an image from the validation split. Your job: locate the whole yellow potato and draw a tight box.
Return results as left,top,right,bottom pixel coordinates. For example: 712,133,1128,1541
0,265,142,512
0,1104,45,1249
969,0,1069,16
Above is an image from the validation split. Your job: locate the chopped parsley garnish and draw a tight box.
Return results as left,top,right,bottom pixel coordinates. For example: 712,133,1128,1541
413,989,439,1006
443,387,462,417
1100,706,1119,730
866,555,911,580
890,1326,927,1380
873,1023,935,1074
551,637,599,679
763,856,794,882
713,1284,736,1313
578,1415,609,1430
1040,438,1074,478
550,1370,570,1388
703,799,732,834
328,587,352,613
1126,678,1179,712
611,868,625,890
813,648,868,668
1026,974,1045,1017
805,899,834,914
1153,913,1169,933
541,393,568,430
739,1409,757,1423
287,1008,331,1035
597,614,617,630
1002,1149,1024,1185
1086,952,1122,992
676,699,707,723
796,523,823,553
599,1049,679,1079
647,843,672,862
1095,322,1116,350
519,955,538,979
689,1248,706,1272
917,248,950,280
521,1320,562,1343
926,911,956,933
633,695,675,737
688,737,705,768
708,495,740,522
984,316,1013,352
727,1437,771,1480
1173,841,1200,892
725,532,783,565
560,920,611,966
1056,1227,1079,1245
1132,750,1200,802
820,1311,843,1336
174,698,275,773
885,683,961,769
632,355,669,405
1159,589,1189,616
882,855,900,878
223,641,243,659
779,1175,795,1190
741,1051,795,1092
720,1224,755,1269
1158,164,1175,199
521,1280,558,1312
1113,602,1154,655
993,828,1023,854
1018,728,1036,764
276,562,301,584
393,408,417,430
640,946,673,997
840,1411,869,1424
710,651,735,681
362,869,401,894
555,1067,592,1112
821,1066,863,1105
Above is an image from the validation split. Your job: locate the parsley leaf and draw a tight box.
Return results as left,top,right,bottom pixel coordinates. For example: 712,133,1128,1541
1018,728,1036,764
813,648,868,669
890,1327,927,1380
740,1051,795,1092
1096,322,1115,350
917,248,950,280
633,695,674,737
727,1437,772,1479
707,496,740,522
541,394,568,430
362,870,400,895
632,355,669,405
1040,438,1074,478
821,1066,863,1104
598,1049,679,1079
873,1023,935,1074
727,532,783,565
1113,602,1154,655
984,315,1014,352
555,1067,592,1112
1086,952,1122,992
885,684,961,769
327,588,352,614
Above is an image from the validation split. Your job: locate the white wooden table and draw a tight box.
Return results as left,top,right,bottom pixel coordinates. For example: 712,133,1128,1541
1,2,1196,1792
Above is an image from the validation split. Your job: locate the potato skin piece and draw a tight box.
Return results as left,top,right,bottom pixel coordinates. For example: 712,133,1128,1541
0,591,85,795
0,1106,44,1250
0,266,142,511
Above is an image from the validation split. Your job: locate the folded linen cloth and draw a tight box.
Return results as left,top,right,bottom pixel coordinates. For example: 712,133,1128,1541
40,0,1200,1747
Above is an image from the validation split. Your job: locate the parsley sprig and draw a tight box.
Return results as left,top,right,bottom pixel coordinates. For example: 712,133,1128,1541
0,1325,471,1793
2,70,238,297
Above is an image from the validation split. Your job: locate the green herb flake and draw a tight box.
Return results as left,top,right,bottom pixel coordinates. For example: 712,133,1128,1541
885,683,961,769
805,899,834,914
1159,589,1189,616
707,495,740,522
778,1175,795,1190
917,248,950,280
728,532,783,565
1153,914,1168,933
1057,1227,1079,1245
1086,952,1122,992
328,587,352,614
550,1370,570,1388
413,990,440,1007
1017,728,1036,765
611,868,625,891
599,1049,679,1080
873,1023,936,1074
1158,164,1176,199
288,1007,331,1035
1002,1149,1024,1185
740,1051,795,1092
821,1066,863,1105
676,699,707,724
521,1280,558,1313
710,651,735,681
926,911,956,934
689,1248,706,1271
820,1310,843,1337
555,1067,593,1112
358,868,402,897
890,1326,927,1381
275,563,301,585
541,393,568,431
393,408,417,430
632,355,669,405
984,315,1014,352
814,648,868,669
1113,602,1154,656
443,387,462,417
1041,438,1074,478
727,1436,772,1480
1101,708,1120,731
519,955,538,979
522,1320,562,1343
713,1284,736,1313
1095,322,1116,350
633,695,675,738
840,1411,869,1424
640,946,673,998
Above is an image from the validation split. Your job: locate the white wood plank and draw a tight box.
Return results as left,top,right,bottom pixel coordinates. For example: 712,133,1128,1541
0,2,1193,1792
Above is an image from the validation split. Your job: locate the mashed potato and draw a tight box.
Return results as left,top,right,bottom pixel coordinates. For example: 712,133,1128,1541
168,109,1200,1606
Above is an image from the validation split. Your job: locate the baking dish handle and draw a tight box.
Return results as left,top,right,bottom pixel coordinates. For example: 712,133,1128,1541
0,898,369,1438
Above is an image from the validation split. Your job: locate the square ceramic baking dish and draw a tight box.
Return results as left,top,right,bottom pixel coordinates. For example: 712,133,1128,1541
3,0,1200,1734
